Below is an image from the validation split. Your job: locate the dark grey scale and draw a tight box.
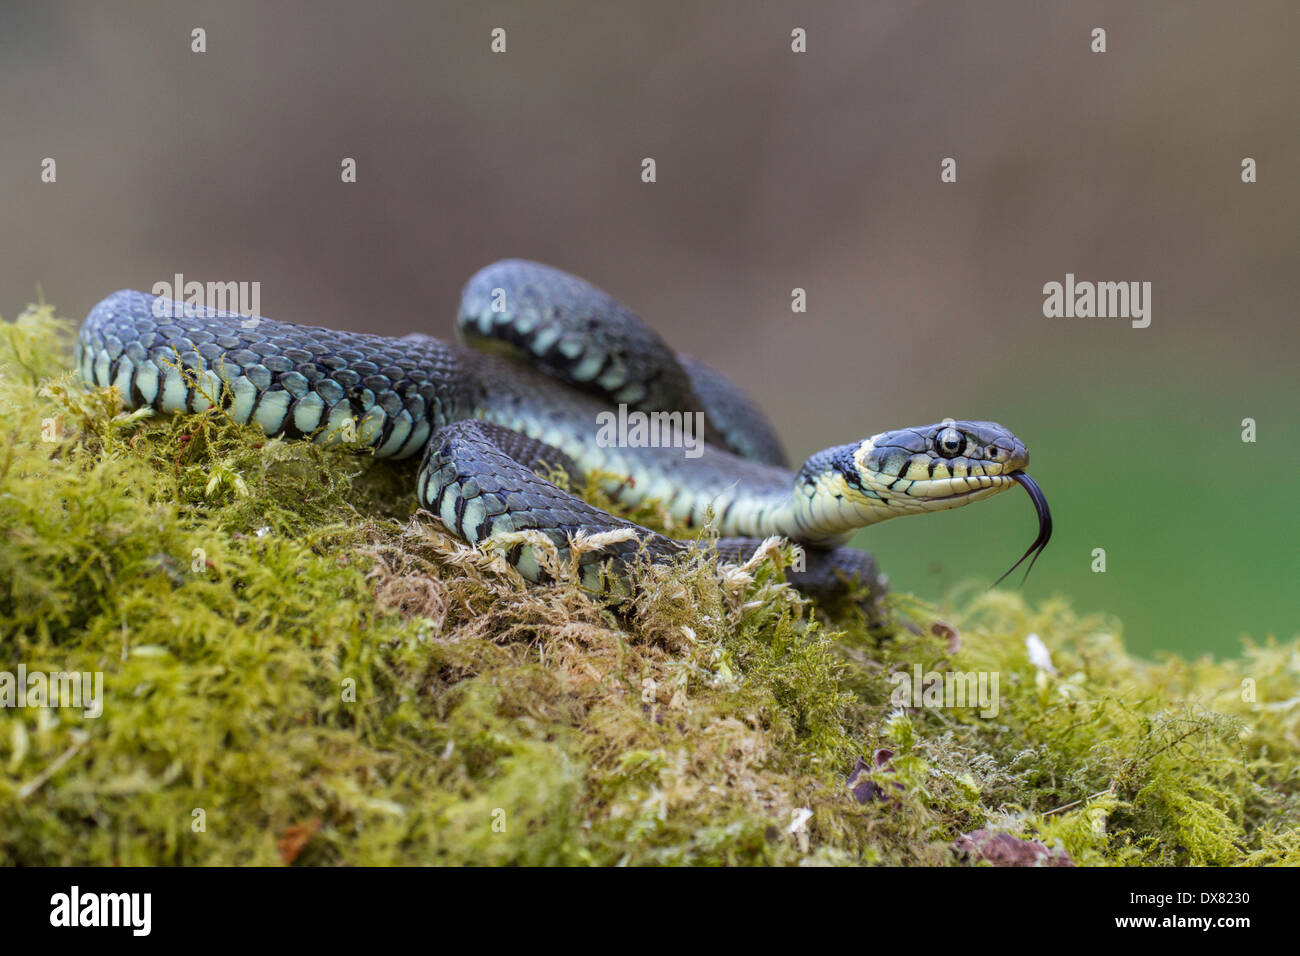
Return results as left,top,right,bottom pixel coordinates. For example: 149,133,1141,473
226,349,261,366
872,430,928,455
797,443,857,489
314,378,345,405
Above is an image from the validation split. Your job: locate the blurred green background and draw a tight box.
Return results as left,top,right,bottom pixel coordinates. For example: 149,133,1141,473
2,1,1296,656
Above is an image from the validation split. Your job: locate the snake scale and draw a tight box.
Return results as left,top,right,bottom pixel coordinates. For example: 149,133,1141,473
75,259,1051,609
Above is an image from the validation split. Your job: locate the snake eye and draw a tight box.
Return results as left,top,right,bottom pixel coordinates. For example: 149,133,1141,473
936,427,965,458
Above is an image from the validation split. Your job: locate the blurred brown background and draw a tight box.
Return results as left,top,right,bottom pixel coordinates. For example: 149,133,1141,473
3,0,1297,654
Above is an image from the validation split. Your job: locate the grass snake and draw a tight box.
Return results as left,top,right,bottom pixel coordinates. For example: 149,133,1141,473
75,260,1051,608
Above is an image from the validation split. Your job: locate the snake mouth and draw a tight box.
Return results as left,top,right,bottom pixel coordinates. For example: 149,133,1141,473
896,473,1017,503
991,472,1052,588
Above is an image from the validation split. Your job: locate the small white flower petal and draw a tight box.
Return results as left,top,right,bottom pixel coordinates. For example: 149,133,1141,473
1026,633,1057,675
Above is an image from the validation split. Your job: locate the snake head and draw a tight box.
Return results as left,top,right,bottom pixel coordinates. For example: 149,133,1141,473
847,420,1051,585
853,420,1028,506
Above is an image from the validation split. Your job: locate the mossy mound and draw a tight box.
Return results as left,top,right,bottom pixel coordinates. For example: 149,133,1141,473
1,303,1296,866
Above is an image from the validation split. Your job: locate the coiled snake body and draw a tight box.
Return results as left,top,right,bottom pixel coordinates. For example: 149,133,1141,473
76,260,1051,607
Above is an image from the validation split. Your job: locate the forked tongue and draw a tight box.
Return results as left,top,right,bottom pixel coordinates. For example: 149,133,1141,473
991,472,1052,588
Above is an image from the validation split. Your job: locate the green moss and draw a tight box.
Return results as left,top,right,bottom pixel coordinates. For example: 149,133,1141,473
1,303,1296,866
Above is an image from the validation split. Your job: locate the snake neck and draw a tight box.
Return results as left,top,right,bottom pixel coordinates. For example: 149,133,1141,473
574,443,885,549
586,454,814,545
785,443,898,547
